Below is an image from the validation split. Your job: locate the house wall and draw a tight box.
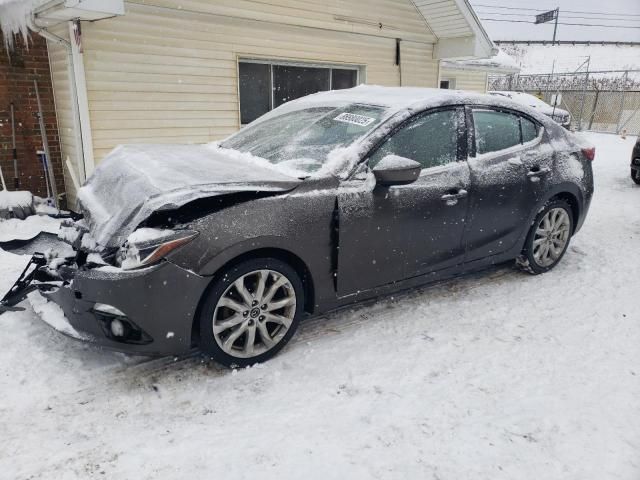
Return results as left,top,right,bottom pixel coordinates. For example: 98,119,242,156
0,33,65,202
75,0,439,164
440,68,488,92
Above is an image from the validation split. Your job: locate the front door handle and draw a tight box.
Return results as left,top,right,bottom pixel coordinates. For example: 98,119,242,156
441,189,468,206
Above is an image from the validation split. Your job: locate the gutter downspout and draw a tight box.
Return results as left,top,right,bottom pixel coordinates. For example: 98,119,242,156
27,15,90,184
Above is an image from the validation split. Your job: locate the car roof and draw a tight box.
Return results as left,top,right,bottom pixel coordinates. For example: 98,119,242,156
259,85,553,126
286,85,492,110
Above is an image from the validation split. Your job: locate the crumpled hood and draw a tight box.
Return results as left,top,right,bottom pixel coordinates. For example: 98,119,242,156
76,144,301,248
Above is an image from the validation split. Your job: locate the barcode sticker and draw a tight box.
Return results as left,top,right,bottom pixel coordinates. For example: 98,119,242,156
333,112,376,126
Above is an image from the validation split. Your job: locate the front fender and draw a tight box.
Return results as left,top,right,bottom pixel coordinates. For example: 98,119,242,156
166,187,339,309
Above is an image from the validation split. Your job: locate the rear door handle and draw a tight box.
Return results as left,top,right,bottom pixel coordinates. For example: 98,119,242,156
441,189,468,206
527,166,551,179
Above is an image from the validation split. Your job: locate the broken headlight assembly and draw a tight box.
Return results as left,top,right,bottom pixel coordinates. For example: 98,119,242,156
116,229,199,270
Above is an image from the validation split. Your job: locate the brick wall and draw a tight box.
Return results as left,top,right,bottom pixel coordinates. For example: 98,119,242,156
0,33,65,205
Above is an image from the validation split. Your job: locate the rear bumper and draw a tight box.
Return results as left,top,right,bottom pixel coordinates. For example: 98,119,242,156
40,261,210,356
574,191,592,234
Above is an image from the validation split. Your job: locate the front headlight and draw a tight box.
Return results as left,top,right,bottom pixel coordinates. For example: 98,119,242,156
116,228,199,270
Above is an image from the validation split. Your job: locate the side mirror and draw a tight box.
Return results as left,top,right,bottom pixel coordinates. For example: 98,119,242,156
372,155,421,186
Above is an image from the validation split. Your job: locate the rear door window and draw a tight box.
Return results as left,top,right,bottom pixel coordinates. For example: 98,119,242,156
473,110,521,155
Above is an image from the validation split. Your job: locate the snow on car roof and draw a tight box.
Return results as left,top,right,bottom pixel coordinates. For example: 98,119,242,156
279,85,480,110
255,85,551,126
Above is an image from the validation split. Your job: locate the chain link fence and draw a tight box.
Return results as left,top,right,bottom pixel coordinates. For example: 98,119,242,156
489,70,640,135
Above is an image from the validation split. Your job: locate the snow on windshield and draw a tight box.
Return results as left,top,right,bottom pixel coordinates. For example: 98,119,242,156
220,104,388,174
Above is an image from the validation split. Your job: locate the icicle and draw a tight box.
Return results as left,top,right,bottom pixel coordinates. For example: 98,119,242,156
0,0,49,50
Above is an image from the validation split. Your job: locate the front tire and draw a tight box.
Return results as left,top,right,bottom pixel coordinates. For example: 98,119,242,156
632,167,640,185
519,199,574,275
199,258,304,367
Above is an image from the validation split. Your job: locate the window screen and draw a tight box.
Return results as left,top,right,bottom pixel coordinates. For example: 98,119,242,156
239,62,271,124
473,110,521,155
521,117,539,143
370,109,459,169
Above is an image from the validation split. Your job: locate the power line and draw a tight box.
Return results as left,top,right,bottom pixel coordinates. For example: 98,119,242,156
473,4,640,17
479,18,640,28
495,40,640,46
475,10,640,22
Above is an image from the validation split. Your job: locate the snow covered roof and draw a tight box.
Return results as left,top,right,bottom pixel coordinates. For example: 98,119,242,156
441,49,520,74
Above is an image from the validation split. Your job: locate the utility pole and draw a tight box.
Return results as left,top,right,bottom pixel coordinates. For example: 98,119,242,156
535,8,560,44
577,56,591,131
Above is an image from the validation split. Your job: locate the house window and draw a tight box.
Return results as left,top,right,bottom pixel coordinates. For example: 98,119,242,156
440,78,456,89
239,60,360,124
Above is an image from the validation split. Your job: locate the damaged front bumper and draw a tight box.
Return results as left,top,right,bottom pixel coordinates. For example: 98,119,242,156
2,254,211,356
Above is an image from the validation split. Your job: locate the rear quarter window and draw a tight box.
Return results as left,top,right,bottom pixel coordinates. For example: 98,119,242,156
521,117,539,143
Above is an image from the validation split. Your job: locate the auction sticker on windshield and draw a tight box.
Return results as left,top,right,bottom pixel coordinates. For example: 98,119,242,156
333,112,376,127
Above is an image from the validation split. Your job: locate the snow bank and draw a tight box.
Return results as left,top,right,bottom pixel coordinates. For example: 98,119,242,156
0,190,32,210
0,248,30,297
501,44,640,74
0,214,61,242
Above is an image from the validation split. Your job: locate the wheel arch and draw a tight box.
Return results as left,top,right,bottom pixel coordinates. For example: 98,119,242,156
548,191,580,234
190,247,316,345
514,184,584,258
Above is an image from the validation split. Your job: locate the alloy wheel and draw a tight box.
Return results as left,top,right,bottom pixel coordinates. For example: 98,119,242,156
212,269,297,359
532,207,571,268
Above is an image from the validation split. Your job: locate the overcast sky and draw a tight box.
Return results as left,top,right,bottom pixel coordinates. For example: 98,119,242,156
469,0,640,43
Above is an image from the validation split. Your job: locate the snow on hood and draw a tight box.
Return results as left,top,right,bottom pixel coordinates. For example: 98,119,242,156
77,144,301,249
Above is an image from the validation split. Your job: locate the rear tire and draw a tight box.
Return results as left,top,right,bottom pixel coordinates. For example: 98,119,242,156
198,257,304,367
518,199,574,275
632,167,640,185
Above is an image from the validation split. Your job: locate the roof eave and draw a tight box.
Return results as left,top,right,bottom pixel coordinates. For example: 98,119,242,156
424,0,496,60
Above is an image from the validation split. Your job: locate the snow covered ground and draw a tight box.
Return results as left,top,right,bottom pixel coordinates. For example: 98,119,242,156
1,132,638,479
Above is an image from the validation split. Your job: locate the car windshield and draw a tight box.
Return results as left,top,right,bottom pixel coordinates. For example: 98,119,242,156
220,104,388,176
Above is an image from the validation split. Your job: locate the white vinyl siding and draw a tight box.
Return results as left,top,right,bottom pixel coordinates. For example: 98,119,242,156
79,0,438,163
439,68,488,93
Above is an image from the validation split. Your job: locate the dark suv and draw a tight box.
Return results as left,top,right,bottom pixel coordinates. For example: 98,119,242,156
632,136,640,185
